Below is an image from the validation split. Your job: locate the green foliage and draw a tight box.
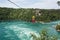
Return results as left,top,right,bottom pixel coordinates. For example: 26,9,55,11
0,7,60,22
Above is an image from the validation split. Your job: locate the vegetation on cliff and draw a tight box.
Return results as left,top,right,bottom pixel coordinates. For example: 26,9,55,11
0,7,60,22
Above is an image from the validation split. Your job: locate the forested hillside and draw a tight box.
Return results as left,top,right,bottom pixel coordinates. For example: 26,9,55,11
0,7,60,22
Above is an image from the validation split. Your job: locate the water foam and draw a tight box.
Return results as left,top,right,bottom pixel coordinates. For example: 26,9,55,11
5,25,39,40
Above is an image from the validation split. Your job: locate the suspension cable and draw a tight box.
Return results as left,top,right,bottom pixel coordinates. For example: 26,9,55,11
8,0,20,7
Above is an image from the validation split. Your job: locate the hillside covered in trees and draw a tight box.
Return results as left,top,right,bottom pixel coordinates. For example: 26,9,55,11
0,7,60,22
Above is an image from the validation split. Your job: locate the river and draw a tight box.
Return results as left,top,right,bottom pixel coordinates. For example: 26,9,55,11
0,20,60,40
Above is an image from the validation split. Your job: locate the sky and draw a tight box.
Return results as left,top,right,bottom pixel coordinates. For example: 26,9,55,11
0,0,60,9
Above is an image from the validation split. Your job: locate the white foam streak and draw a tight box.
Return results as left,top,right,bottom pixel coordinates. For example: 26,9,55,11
5,25,39,40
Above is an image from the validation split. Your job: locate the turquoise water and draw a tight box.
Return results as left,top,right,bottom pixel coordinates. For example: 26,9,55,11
0,21,60,40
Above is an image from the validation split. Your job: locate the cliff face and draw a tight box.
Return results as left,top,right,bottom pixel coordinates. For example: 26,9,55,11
0,7,60,22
